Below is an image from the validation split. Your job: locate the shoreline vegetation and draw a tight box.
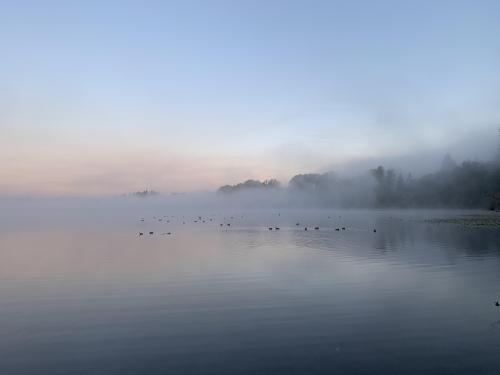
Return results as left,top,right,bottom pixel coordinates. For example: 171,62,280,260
216,155,500,210
424,215,500,227
130,189,159,198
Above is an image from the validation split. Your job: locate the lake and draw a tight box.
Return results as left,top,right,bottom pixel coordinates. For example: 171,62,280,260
1,208,500,374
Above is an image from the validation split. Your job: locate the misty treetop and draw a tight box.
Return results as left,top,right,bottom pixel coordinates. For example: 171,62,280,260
131,189,159,198
218,179,282,193
372,160,500,209
218,156,500,209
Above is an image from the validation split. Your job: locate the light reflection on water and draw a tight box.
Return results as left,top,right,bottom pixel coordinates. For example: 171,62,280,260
1,209,500,374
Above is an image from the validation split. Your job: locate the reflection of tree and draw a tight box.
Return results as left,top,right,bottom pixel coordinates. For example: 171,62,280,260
286,214,500,264
372,218,500,260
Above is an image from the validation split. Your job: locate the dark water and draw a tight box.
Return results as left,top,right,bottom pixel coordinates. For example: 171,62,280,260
1,209,500,374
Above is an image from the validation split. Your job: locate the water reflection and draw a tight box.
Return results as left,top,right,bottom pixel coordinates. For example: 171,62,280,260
0,209,500,374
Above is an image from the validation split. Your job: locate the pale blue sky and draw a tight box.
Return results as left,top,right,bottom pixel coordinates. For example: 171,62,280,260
1,0,500,195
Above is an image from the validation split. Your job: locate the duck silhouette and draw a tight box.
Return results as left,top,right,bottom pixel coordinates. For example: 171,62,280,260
495,301,500,307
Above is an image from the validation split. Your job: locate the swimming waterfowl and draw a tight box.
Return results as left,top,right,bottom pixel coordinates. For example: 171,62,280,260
314,227,319,230
373,229,377,233
139,232,143,236
495,301,500,307
149,231,154,235
268,227,273,230
304,227,308,231
275,227,280,230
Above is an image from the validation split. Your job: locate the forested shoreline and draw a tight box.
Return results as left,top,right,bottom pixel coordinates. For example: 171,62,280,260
218,156,500,209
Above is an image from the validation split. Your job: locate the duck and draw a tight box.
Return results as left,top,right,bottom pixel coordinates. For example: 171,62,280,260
139,232,143,236
268,227,273,230
149,231,154,235
495,301,500,307
314,227,319,230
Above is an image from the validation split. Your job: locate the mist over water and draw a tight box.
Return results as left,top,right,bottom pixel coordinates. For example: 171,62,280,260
1,202,500,374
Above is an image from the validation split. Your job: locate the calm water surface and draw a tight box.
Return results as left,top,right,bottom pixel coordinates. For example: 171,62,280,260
1,209,500,374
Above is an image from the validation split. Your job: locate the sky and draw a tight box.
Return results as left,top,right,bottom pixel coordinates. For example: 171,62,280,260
1,0,500,196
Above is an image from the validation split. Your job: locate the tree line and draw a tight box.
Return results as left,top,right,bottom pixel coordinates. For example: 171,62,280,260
218,155,500,209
